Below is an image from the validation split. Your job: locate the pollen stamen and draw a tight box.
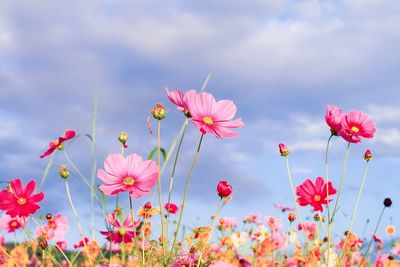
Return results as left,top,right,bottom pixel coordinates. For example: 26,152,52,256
17,197,26,205
123,177,135,186
313,195,321,202
351,126,360,133
203,116,213,125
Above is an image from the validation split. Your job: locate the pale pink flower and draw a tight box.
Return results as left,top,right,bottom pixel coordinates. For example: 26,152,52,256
273,203,295,212
98,153,158,199
243,213,261,223
186,91,244,138
0,213,27,232
209,261,236,267
266,217,283,231
218,217,237,230
165,87,196,116
392,243,400,255
339,110,376,143
325,105,345,135
298,222,317,240
48,214,69,240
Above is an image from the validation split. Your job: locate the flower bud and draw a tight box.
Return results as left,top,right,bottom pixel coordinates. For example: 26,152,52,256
217,180,233,198
364,149,372,161
288,213,296,223
151,103,167,120
314,213,321,221
59,165,69,179
118,131,128,147
144,201,152,211
45,213,53,220
383,198,392,207
279,143,290,157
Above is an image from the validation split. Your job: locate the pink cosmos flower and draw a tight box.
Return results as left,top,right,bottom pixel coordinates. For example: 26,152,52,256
98,153,158,199
36,214,69,241
0,213,27,232
100,212,140,244
325,105,344,135
218,217,237,230
186,91,244,138
39,130,76,158
372,233,383,244
273,203,295,212
73,237,89,249
298,222,317,240
0,235,4,246
209,261,236,267
0,178,44,218
243,213,261,224
339,110,376,143
165,87,197,116
164,202,179,214
392,243,400,256
56,241,68,252
296,176,337,212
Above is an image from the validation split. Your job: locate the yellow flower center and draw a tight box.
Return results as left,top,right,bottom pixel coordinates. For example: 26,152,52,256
123,177,135,186
118,227,127,235
313,195,321,202
203,116,213,125
10,221,19,227
17,197,26,205
351,126,360,133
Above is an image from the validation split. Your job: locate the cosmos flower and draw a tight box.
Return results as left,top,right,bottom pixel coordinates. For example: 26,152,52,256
186,91,244,138
339,110,376,143
36,214,69,241
273,203,295,212
56,241,68,252
296,176,337,212
73,237,89,249
0,178,44,218
98,153,158,199
325,105,345,135
39,130,76,158
165,87,197,117
100,212,140,244
164,202,179,214
217,180,233,198
0,213,27,233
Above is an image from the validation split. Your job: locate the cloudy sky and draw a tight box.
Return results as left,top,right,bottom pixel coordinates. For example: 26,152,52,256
0,0,399,245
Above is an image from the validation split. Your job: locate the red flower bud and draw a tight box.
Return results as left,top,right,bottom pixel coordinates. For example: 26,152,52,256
279,143,290,157
364,149,372,161
383,198,392,207
217,180,233,198
288,213,296,223
144,201,152,210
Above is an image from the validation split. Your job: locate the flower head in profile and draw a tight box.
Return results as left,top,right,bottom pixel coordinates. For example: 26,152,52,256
0,213,27,232
98,153,158,199
186,91,244,138
100,212,140,244
273,203,295,212
339,110,376,143
217,180,233,198
165,87,197,117
39,130,76,158
296,176,337,212
325,105,344,135
164,202,179,215
0,179,44,218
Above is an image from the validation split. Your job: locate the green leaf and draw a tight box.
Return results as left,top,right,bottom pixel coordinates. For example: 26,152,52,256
148,147,167,161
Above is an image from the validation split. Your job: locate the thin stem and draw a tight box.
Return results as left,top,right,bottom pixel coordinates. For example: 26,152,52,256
90,93,98,241
197,198,224,267
362,207,386,262
156,120,167,259
142,217,146,266
325,134,333,266
340,161,369,260
39,153,55,190
330,142,351,223
170,134,204,255
165,119,188,250
65,179,94,266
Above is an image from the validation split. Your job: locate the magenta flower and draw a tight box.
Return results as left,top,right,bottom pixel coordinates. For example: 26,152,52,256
339,110,376,143
325,105,344,135
98,153,158,199
0,213,27,233
296,176,337,212
165,87,196,116
100,212,140,244
186,91,244,138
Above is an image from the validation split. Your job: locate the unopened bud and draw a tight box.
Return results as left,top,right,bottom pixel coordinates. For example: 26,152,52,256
45,213,53,220
118,131,128,147
288,213,296,223
151,103,167,120
314,213,321,221
364,149,372,161
144,201,152,210
189,245,198,254
279,143,290,157
383,198,392,207
59,165,69,179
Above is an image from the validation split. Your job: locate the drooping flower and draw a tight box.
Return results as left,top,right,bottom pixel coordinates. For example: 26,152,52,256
339,110,376,143
296,176,337,212
98,153,158,199
165,87,197,117
164,202,179,214
100,212,140,244
0,213,27,232
273,203,295,212
0,178,44,217
186,91,244,138
217,180,233,198
325,105,344,135
39,130,76,158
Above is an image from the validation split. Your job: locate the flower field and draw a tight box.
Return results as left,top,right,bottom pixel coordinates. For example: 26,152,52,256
0,88,398,267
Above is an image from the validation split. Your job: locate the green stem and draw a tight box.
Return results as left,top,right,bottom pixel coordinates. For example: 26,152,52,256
340,161,369,260
362,206,386,262
197,198,224,267
170,134,204,255
165,119,188,250
324,134,333,266
39,153,55,190
65,179,94,266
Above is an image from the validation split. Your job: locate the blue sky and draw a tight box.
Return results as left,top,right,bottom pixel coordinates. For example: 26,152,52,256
0,0,399,246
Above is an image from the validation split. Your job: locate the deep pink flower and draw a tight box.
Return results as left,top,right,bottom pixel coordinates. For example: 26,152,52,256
278,143,290,157
339,110,376,143
372,233,383,244
165,87,197,116
186,91,244,138
100,212,140,244
39,130,76,158
0,179,44,218
0,213,27,232
73,237,89,249
325,105,344,135
364,149,372,161
296,176,337,212
98,153,158,199
217,180,233,198
164,202,179,214
56,241,68,252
